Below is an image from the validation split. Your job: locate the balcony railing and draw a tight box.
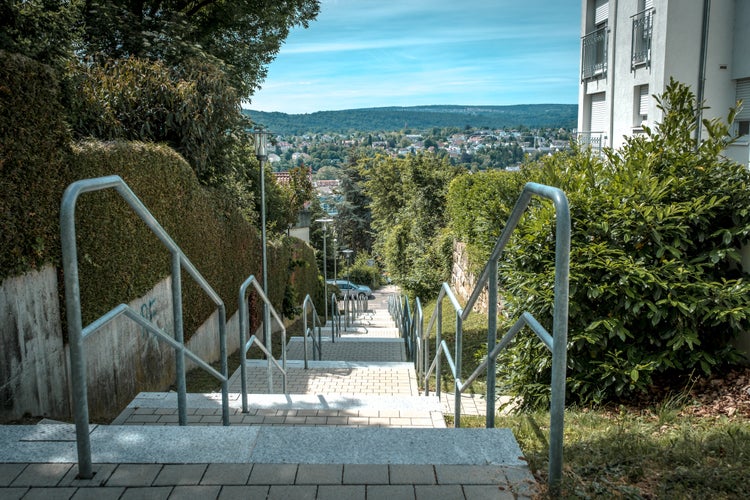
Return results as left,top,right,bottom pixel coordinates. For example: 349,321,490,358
581,26,608,81
576,132,606,153
631,8,654,70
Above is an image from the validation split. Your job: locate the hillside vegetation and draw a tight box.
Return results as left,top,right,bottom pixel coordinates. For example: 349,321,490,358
244,104,577,135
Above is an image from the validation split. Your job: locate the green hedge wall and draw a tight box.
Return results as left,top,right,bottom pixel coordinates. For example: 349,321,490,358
1,51,321,340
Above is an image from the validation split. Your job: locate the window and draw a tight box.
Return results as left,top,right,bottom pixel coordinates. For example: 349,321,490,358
582,1,609,81
634,85,649,128
631,0,654,70
736,79,750,136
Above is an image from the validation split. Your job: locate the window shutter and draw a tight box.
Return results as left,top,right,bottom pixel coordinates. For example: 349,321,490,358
591,93,607,132
595,0,609,25
644,0,653,11
736,79,750,121
639,85,649,117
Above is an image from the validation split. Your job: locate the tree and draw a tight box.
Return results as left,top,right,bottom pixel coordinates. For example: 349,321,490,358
336,152,372,254
79,0,320,98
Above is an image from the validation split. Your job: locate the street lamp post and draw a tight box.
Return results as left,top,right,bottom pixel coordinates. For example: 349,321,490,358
254,129,272,388
315,218,334,323
342,249,353,284
333,238,338,282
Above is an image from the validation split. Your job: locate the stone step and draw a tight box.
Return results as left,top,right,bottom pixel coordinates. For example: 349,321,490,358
228,360,419,396
0,424,530,471
111,392,445,428
285,337,406,362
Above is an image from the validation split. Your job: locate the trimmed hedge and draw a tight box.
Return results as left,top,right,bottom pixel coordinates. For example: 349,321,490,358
1,51,321,341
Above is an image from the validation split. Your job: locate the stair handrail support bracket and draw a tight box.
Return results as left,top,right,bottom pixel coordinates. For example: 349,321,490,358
239,275,288,413
61,175,230,480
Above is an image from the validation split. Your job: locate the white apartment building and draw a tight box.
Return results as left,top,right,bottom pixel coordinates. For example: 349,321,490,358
577,0,750,165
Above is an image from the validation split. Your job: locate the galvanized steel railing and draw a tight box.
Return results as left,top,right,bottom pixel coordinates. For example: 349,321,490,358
61,175,230,479
238,275,287,413
420,182,570,492
301,294,324,367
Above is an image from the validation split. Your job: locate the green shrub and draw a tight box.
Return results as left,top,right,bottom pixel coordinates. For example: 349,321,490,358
451,80,750,407
343,253,381,288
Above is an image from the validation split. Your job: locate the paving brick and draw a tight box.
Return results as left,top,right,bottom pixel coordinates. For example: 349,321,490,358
414,484,466,499
21,487,78,499
343,464,389,484
462,484,516,500
295,464,342,484
119,486,172,499
367,484,416,500
200,464,251,485
0,464,25,486
107,464,162,487
168,485,221,499
11,463,72,487
71,487,127,499
217,485,270,499
0,487,28,500
267,484,317,499
434,465,507,485
247,464,297,485
153,464,207,486
60,463,118,487
317,484,366,499
389,465,436,485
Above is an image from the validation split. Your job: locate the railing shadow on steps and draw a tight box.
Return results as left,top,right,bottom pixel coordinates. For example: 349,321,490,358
390,182,570,493
238,275,287,413
61,175,231,479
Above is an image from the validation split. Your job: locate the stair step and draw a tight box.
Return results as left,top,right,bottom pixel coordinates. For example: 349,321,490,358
0,424,529,469
285,337,406,362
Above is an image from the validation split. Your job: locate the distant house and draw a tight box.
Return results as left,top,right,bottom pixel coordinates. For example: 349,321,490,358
578,0,750,165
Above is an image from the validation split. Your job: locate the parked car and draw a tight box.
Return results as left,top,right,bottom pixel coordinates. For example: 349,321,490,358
326,279,374,299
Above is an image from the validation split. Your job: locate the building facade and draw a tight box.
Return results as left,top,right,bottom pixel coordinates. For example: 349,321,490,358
578,0,750,165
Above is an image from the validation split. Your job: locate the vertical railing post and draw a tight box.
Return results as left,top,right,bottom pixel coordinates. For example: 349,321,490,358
171,251,187,426
486,258,498,428
218,304,229,425
454,312,462,428
435,299,442,398
239,283,249,413
61,189,93,479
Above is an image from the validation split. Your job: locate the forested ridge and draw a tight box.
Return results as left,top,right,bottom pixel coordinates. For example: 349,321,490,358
244,104,577,135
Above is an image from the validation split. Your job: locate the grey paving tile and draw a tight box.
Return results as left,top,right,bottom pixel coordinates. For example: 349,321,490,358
108,464,163,486
61,463,118,487
201,464,252,485
0,487,28,500
366,484,416,500
389,465,436,485
434,465,507,485
71,487,127,499
267,484,317,500
462,485,516,500
247,463,297,484
120,486,173,499
343,464,389,484
502,466,538,498
154,464,208,486
0,464,25,486
21,487,78,499
217,485,270,499
414,484,465,499
10,463,72,487
168,485,221,499
317,484,366,499
295,464,342,484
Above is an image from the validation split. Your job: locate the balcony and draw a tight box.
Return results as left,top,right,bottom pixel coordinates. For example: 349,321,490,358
581,26,608,81
576,132,606,154
631,8,654,70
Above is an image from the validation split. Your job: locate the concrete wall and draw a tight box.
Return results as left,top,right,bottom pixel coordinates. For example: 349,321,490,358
1,269,242,422
0,265,70,421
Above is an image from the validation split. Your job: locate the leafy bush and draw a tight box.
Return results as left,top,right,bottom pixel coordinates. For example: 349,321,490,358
343,253,381,289
451,80,750,407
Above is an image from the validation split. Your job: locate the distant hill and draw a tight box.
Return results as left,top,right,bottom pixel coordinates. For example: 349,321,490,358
243,104,578,135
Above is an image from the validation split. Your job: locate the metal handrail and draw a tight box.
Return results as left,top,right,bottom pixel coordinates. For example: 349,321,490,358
239,275,287,413
330,293,341,339
420,182,570,492
61,175,230,480
301,294,324,367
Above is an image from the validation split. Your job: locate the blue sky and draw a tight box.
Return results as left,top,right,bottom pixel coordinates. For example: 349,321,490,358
247,0,581,114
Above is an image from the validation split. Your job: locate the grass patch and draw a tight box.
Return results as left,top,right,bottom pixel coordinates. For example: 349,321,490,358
451,409,750,499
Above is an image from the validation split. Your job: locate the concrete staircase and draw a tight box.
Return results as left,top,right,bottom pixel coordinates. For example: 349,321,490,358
0,291,538,498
